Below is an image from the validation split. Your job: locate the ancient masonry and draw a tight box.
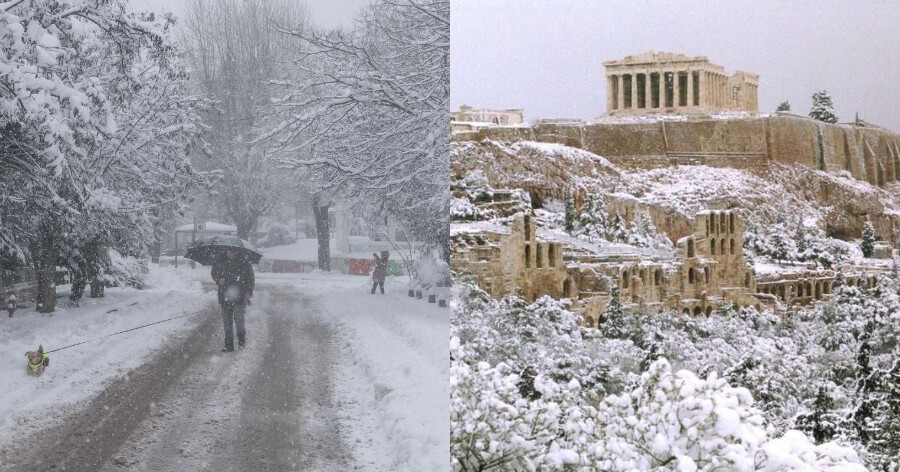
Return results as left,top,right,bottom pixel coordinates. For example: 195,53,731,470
452,209,878,326
604,51,759,114
451,105,524,126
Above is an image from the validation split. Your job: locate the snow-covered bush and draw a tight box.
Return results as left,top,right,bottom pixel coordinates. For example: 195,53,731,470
450,282,868,470
450,197,484,221
259,223,294,248
103,251,149,290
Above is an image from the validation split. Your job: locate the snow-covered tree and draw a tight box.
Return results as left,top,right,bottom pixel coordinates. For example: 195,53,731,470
564,184,575,233
0,0,206,311
261,0,449,261
181,0,308,240
776,101,791,112
861,220,875,258
602,284,627,339
809,90,838,124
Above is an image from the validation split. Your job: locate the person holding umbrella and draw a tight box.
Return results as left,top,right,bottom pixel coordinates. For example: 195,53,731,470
185,235,261,353
212,248,255,352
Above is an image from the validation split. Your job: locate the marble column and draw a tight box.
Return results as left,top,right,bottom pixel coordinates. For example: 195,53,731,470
673,70,681,109
606,76,613,112
658,70,665,109
617,74,624,111
643,72,651,110
630,73,637,109
687,70,694,108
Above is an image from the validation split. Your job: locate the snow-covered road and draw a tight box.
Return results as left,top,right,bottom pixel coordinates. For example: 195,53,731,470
0,269,449,471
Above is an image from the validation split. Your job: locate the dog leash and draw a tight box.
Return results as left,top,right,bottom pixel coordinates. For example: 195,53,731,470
45,307,219,354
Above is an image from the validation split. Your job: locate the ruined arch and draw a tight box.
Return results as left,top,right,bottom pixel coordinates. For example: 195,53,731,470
720,238,726,255
705,306,713,316
730,212,735,233
622,271,630,289
710,239,716,255
744,273,751,288
704,267,711,283
682,308,690,316
730,238,736,255
806,282,812,297
654,269,663,286
693,306,702,316
687,238,695,258
524,215,532,241
688,268,695,284
720,212,727,233
815,282,821,299
584,315,595,328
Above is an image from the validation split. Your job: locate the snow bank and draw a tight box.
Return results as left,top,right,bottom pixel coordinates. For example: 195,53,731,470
314,275,449,471
0,265,209,447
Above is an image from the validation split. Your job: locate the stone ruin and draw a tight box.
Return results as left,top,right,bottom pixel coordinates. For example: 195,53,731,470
452,206,880,326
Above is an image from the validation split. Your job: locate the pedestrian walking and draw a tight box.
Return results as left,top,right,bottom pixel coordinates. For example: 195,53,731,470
371,250,389,294
211,249,255,352
7,290,16,317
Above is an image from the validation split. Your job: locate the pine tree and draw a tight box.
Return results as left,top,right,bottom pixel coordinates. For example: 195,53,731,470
602,283,627,339
776,101,791,112
881,354,900,457
795,223,808,261
564,184,575,233
809,90,838,124
610,213,626,243
853,339,879,443
861,220,875,258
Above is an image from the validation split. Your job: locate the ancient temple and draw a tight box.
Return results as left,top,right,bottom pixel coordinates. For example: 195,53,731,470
604,51,758,115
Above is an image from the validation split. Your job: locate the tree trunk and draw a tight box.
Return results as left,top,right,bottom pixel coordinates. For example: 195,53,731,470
312,197,331,272
36,223,57,313
86,242,105,298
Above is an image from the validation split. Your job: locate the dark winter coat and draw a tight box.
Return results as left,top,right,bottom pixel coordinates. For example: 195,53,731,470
372,253,388,283
211,257,255,305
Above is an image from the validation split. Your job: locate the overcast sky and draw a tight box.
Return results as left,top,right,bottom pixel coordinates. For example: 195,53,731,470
451,0,900,131
133,0,370,30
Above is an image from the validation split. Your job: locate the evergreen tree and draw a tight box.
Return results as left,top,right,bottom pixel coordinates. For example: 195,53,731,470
809,90,838,124
776,101,791,112
880,355,900,459
795,223,809,261
797,384,838,444
610,213,626,243
861,220,875,258
602,283,627,339
853,340,879,443
564,184,575,233
892,256,899,280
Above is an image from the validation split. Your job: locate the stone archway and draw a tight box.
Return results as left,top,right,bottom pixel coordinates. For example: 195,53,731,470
705,306,712,316
710,239,716,255
693,306,702,316
688,268,695,284
815,282,821,299
584,315,595,328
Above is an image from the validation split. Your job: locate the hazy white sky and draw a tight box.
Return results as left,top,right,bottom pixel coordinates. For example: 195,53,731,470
133,0,371,30
451,0,900,131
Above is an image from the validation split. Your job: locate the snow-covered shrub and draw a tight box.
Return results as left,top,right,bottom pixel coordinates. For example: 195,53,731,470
450,197,483,221
462,170,493,202
103,250,149,289
450,282,867,470
259,223,294,248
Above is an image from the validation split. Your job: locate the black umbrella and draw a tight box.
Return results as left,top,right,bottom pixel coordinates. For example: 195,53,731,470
184,235,263,266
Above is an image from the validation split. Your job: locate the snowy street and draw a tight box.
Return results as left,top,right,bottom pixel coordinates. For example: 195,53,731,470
0,269,448,471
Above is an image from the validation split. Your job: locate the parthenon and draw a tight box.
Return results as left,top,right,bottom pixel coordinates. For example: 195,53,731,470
604,51,758,115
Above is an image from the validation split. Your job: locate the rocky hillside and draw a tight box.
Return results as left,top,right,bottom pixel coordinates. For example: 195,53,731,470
452,138,900,243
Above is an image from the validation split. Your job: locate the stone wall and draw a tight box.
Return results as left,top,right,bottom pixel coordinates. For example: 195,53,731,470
454,115,900,187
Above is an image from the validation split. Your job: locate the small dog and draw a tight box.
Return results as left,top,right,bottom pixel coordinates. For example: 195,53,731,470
25,345,49,376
